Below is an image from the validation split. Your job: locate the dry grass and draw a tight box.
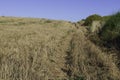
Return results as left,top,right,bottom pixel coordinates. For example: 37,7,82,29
0,17,120,80
64,30,120,80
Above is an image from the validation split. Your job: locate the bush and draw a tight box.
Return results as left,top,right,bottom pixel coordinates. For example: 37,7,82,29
102,16,111,21
100,12,120,41
77,19,85,26
100,12,120,49
45,20,52,23
84,14,102,26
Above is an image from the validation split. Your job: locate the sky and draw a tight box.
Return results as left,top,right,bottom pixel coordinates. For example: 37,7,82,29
0,0,120,22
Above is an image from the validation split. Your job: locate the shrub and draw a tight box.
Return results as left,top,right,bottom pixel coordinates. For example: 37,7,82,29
100,12,120,41
102,16,111,21
45,20,52,23
100,12,120,49
84,14,102,26
77,19,85,26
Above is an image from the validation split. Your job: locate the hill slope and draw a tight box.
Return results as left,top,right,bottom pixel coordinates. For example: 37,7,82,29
0,17,120,80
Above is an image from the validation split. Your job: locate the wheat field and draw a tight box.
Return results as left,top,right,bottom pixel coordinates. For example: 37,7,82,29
0,17,120,80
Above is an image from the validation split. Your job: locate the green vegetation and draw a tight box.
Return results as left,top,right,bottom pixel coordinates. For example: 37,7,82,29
84,14,102,26
102,15,111,21
100,12,120,48
45,19,52,23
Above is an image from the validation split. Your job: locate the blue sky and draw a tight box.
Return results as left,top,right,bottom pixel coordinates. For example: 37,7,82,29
0,0,120,22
